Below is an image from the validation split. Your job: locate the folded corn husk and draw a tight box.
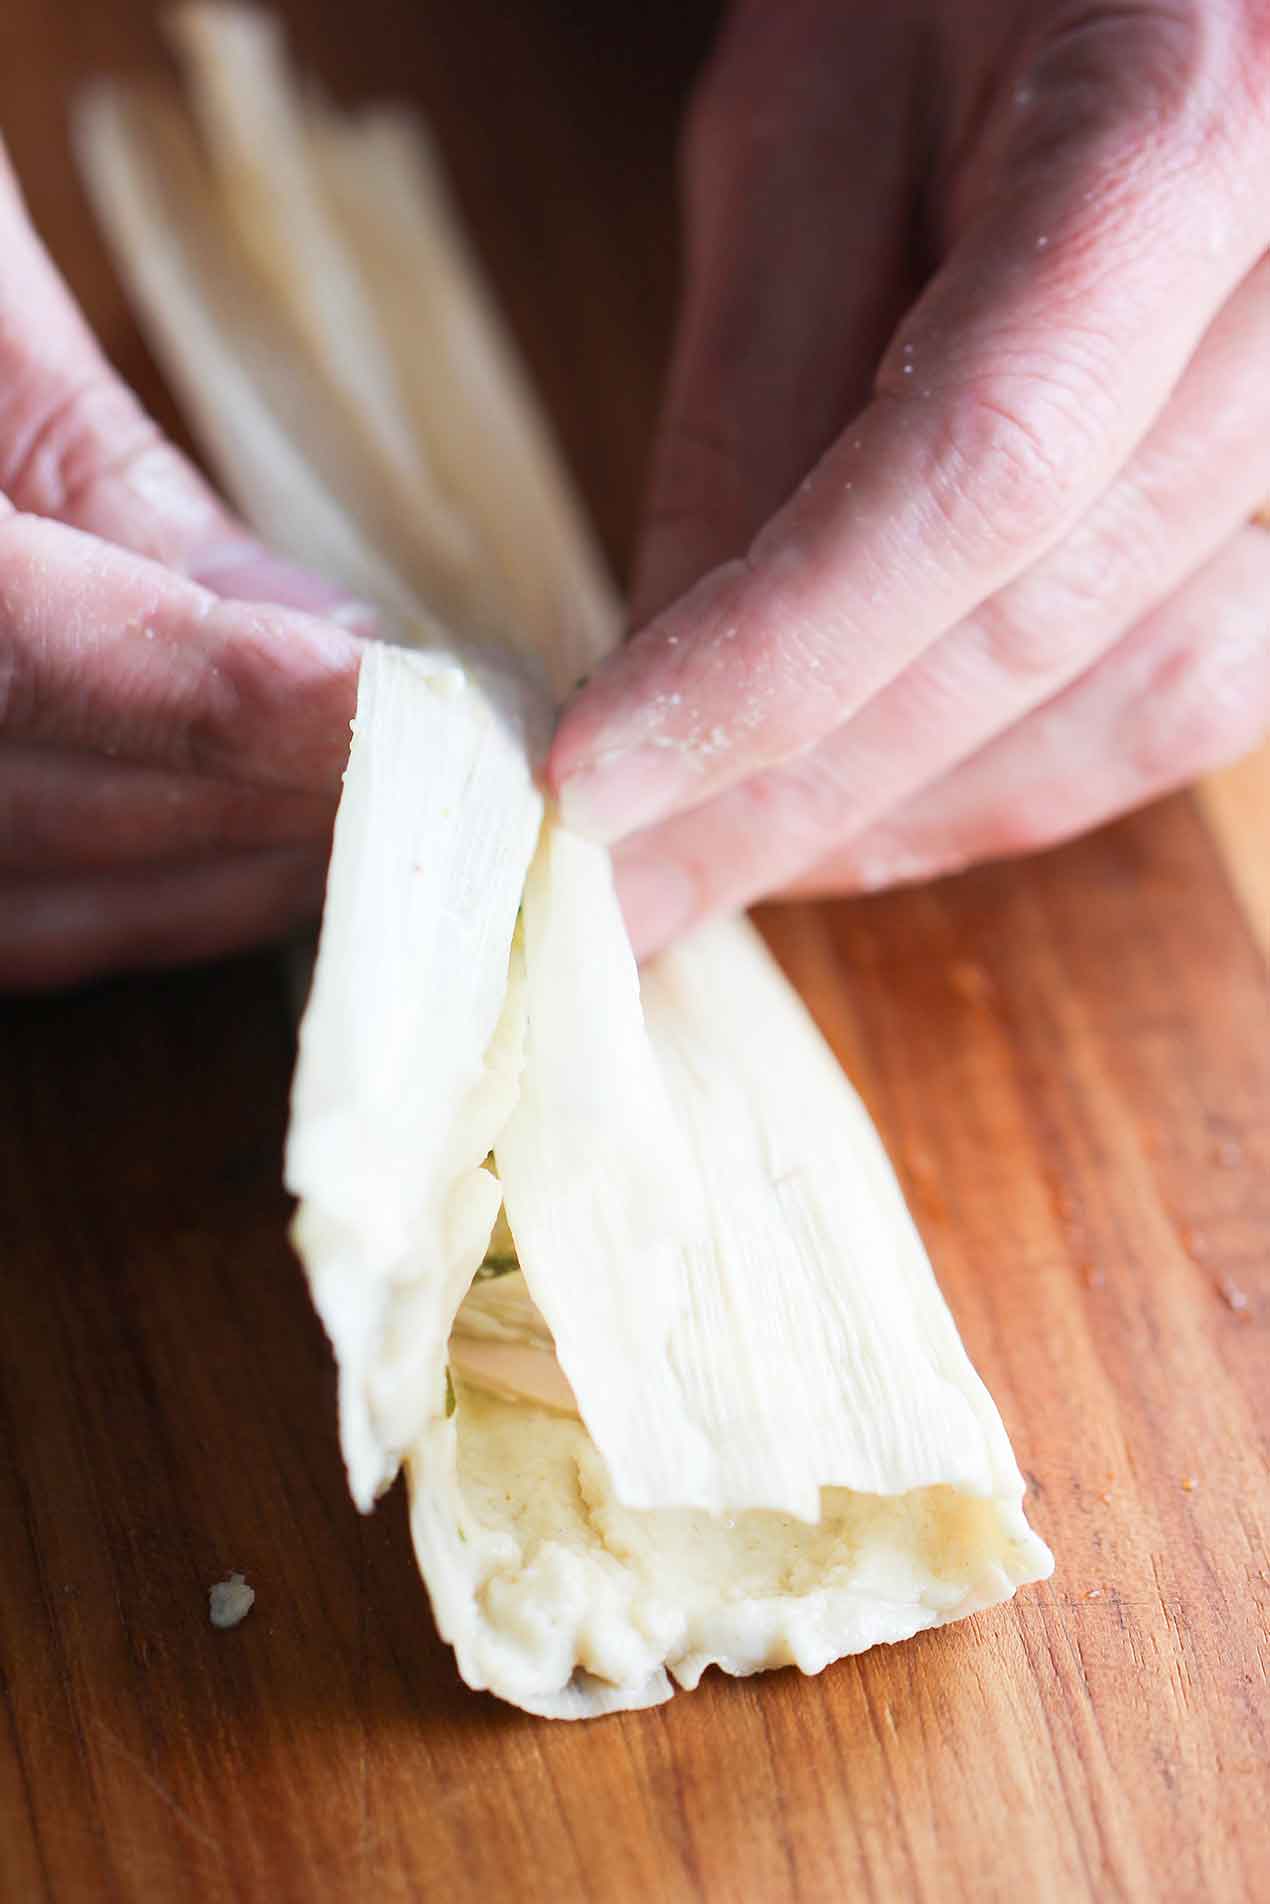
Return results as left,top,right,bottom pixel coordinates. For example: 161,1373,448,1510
77,4,1051,1718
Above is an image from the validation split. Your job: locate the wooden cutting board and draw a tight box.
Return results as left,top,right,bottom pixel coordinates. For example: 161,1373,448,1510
2,3,1266,1899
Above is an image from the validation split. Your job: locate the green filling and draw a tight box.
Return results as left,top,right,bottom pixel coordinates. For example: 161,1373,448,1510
475,1253,519,1281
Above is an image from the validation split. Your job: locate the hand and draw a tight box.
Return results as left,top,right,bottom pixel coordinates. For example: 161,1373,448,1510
0,148,367,990
549,0,1270,956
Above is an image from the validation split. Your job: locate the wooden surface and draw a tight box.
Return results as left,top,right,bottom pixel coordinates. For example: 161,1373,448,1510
2,4,1268,1901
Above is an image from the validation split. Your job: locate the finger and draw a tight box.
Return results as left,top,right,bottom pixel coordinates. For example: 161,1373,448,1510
631,0,922,625
553,8,1270,842
608,244,1270,948
0,744,333,873
0,507,361,790
0,845,328,992
0,144,366,619
786,526,1270,900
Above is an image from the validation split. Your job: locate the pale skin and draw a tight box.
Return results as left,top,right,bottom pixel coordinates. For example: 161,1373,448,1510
550,0,1270,954
0,148,365,988
5,0,1270,988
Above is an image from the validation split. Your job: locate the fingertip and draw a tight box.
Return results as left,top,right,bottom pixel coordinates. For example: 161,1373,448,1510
555,745,691,847
551,564,759,837
192,540,379,636
229,588,372,680
191,596,368,795
546,683,628,837
325,600,380,636
280,610,369,677
613,847,702,961
553,759,622,843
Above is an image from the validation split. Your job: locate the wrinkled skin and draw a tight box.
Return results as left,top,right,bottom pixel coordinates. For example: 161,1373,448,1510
0,152,365,989
549,0,1270,955
5,1,1270,988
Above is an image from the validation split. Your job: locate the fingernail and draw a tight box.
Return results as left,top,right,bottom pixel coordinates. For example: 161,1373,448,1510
325,599,380,634
196,546,377,631
558,745,690,845
284,617,367,670
848,846,942,892
614,853,699,960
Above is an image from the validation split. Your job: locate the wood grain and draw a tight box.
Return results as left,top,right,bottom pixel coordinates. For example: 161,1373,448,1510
1,4,1267,1901
1202,749,1270,956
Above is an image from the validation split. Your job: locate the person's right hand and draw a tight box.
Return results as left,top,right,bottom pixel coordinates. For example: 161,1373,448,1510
0,148,368,992
549,0,1270,957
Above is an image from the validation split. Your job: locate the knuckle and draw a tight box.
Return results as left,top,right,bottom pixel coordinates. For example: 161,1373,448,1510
1028,4,1205,114
181,632,255,779
64,436,216,566
1128,614,1270,780
970,593,1080,683
914,351,1116,553
180,600,354,791
974,476,1171,680
1058,472,1172,607
1010,3,1270,201
0,369,159,521
742,754,853,861
1012,3,1207,170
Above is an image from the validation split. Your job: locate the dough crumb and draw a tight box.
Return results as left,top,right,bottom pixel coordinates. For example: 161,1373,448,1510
209,1572,255,1630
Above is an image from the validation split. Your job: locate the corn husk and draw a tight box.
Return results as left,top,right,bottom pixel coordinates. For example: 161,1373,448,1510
77,4,1051,1718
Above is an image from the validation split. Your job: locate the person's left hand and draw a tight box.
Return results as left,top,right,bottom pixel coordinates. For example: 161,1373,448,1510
548,0,1270,956
0,148,368,990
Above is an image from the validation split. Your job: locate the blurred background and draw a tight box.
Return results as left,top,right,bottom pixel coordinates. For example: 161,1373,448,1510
1,0,720,580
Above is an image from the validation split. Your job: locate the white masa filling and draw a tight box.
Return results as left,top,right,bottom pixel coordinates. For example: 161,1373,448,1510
427,1377,1044,1717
